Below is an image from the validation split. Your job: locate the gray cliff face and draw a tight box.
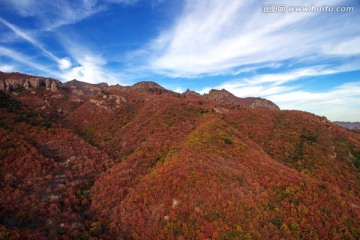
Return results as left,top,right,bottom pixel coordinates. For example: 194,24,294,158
0,77,61,93
204,89,280,110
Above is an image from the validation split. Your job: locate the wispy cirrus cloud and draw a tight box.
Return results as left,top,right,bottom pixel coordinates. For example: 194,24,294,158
131,0,360,121
199,63,360,121
0,43,122,84
0,46,62,78
323,37,360,56
0,17,119,84
0,0,358,121
270,82,360,121
0,17,71,70
139,0,360,77
1,0,138,30
0,0,137,83
200,62,360,96
60,47,120,84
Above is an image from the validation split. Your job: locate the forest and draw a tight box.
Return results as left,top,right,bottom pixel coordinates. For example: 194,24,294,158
0,72,360,239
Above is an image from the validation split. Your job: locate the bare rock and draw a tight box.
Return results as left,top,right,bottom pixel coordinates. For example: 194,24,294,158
23,80,30,90
28,77,44,88
89,98,106,107
130,81,166,93
0,79,5,92
183,89,200,96
63,80,107,95
115,95,127,104
50,81,59,92
204,89,279,110
45,78,52,90
205,89,233,102
249,98,280,110
213,107,229,114
5,78,25,91
51,93,65,99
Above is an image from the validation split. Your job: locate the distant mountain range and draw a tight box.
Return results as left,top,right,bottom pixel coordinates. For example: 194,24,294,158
1,71,360,239
334,121,360,134
334,121,360,129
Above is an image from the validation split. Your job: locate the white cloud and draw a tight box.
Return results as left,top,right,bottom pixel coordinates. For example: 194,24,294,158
0,44,119,84
269,82,360,121
244,67,333,86
2,0,138,31
0,46,62,78
0,17,61,62
59,41,122,84
105,0,139,4
0,17,76,72
162,84,184,93
2,0,101,30
0,11,126,85
323,37,360,56
0,64,15,72
199,63,360,121
59,58,72,70
138,0,359,77
0,0,136,84
205,63,360,97
173,86,184,93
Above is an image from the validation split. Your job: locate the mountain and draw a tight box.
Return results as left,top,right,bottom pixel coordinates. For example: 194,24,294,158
0,72,360,239
204,89,280,110
334,122,360,134
334,121,360,129
129,81,167,93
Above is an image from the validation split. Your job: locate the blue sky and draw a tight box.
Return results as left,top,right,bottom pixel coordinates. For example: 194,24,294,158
0,0,360,121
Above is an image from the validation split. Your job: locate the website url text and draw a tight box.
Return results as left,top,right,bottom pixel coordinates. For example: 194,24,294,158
262,5,354,13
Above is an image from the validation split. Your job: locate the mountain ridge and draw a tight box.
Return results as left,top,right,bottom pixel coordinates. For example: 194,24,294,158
0,71,359,239
0,71,279,110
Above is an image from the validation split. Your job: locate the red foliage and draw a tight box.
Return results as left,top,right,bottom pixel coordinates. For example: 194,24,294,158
1,74,360,239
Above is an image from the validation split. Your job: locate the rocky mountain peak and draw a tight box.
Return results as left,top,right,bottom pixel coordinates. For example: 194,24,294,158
203,88,279,110
205,89,235,101
129,81,166,93
63,80,108,95
247,97,280,110
183,89,200,96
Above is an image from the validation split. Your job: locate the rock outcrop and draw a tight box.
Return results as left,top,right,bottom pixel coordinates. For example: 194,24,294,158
182,89,200,97
204,89,233,102
0,72,61,93
0,79,5,92
0,71,279,110
63,80,108,95
129,81,166,93
248,98,280,110
204,89,280,110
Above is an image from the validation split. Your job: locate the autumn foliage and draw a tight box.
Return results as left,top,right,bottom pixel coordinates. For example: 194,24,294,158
1,72,360,239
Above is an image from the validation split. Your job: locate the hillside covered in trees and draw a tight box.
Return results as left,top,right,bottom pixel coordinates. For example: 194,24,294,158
1,72,360,239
